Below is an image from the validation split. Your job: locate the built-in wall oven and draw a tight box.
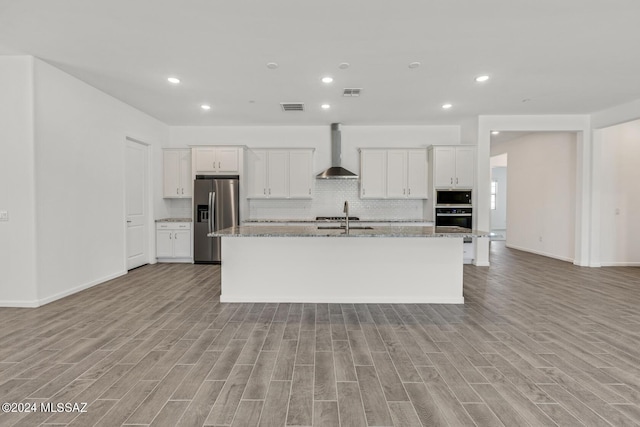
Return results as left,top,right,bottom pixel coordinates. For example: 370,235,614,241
435,190,472,229
435,207,473,229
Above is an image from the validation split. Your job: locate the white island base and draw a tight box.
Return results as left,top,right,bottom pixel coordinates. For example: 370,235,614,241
220,236,464,304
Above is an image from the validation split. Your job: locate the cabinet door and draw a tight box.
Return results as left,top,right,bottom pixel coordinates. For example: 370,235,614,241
156,230,174,258
289,150,313,198
433,146,455,187
179,150,192,197
173,230,191,258
267,150,289,198
248,150,268,198
386,150,407,198
407,149,428,198
454,147,475,188
163,151,181,198
360,150,386,198
194,148,216,172
216,148,239,172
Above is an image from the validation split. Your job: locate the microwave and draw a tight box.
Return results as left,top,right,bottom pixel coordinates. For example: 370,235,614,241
436,190,472,206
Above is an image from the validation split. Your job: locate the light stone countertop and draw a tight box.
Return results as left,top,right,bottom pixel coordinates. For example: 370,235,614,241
243,219,434,224
155,218,192,223
210,224,488,238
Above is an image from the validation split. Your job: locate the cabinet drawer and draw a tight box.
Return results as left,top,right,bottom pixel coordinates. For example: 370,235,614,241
156,222,192,230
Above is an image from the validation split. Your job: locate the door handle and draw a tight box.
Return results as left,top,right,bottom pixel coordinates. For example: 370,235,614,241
181,188,184,194
169,233,172,239
127,220,132,223
218,161,221,168
408,188,411,195
456,177,459,184
450,178,453,184
208,192,216,234
174,233,178,239
176,188,179,194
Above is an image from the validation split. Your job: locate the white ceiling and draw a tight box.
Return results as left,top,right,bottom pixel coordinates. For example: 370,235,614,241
1,0,639,126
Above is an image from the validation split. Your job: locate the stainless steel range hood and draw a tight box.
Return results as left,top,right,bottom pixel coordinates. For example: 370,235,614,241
316,123,359,179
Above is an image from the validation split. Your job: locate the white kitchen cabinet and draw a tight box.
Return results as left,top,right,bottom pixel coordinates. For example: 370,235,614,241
406,149,428,198
163,149,192,198
248,148,314,199
193,146,240,174
430,145,475,189
156,222,192,262
386,150,407,198
267,150,289,198
360,149,387,198
360,148,428,199
288,150,313,198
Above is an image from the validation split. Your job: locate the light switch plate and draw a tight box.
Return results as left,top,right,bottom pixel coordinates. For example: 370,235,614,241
0,211,8,221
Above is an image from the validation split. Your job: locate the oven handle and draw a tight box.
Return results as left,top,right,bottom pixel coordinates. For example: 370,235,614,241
436,213,472,217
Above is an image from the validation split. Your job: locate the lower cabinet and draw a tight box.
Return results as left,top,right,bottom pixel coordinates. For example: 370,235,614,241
156,222,192,262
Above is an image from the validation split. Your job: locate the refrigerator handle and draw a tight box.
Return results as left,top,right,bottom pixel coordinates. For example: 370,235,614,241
208,192,216,233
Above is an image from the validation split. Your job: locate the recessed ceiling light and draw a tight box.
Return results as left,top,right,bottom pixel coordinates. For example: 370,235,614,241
491,131,500,135
338,62,350,69
442,103,453,109
321,77,333,83
201,104,211,110
408,62,421,69
266,62,279,69
167,77,180,84
321,104,331,109
475,75,490,82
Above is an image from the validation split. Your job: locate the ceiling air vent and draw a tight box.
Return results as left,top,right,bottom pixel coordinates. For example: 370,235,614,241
280,102,305,112
343,88,362,97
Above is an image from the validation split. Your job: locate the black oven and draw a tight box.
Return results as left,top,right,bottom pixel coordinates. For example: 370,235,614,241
435,207,473,229
436,190,471,206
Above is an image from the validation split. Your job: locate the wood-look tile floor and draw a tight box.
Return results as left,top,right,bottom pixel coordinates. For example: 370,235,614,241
1,242,639,426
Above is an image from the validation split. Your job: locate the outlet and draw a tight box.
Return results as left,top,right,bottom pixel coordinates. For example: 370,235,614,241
0,210,7,221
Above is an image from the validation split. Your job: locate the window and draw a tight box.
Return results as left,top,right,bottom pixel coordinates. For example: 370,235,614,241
490,181,497,210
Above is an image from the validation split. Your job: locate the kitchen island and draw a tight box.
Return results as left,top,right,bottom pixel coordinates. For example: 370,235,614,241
210,225,489,304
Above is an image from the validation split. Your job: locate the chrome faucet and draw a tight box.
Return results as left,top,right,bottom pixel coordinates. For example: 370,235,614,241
343,200,350,234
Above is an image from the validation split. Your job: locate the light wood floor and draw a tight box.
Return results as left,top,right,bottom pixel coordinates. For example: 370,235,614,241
1,242,639,426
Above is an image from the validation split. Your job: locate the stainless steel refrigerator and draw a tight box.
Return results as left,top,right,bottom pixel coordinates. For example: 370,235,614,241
193,175,240,263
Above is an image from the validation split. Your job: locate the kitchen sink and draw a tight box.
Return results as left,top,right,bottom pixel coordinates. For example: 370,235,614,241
317,226,374,230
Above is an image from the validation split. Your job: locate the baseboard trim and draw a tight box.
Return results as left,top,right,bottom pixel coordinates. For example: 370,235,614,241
221,296,464,304
0,299,40,308
505,244,574,263
36,270,127,307
600,261,640,267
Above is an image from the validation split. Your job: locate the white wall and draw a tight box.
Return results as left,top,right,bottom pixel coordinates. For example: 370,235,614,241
491,132,576,262
31,58,169,305
0,56,39,306
598,119,640,265
490,166,507,230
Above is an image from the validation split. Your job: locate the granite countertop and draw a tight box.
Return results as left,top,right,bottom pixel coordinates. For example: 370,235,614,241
243,219,434,224
155,218,192,223
210,224,488,238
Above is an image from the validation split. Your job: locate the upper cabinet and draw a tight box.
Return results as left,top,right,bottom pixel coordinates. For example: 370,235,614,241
247,148,314,199
163,149,192,198
360,148,428,199
193,146,240,174
430,145,475,189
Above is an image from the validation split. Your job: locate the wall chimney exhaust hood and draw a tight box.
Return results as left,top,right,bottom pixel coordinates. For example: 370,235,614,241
316,123,359,179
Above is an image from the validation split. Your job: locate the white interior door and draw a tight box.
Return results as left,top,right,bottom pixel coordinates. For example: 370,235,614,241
126,139,148,269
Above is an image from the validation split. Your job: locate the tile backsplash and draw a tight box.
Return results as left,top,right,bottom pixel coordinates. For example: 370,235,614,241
165,198,192,219
249,180,424,220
